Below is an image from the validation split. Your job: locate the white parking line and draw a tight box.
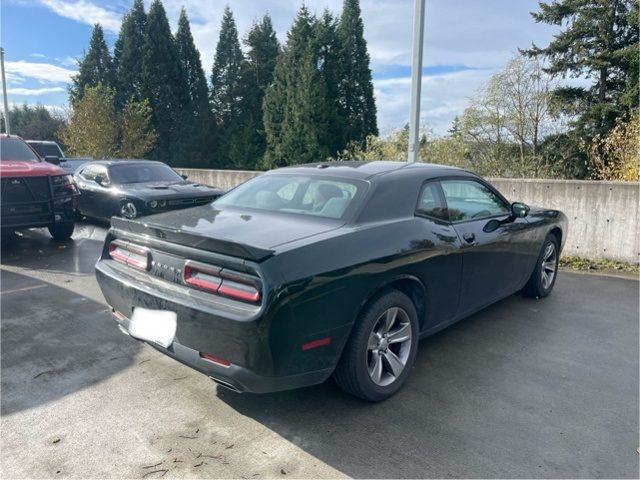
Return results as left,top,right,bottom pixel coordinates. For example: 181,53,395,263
1,283,48,295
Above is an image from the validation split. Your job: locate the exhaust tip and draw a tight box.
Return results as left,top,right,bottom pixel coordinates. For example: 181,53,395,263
209,376,242,394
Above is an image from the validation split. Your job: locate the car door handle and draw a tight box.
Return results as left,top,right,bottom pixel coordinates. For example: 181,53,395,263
463,232,475,243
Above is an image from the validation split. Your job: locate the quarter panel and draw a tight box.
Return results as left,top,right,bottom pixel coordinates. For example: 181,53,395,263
262,217,463,374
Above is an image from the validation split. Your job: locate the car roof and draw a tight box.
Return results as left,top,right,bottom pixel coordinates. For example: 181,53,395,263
81,159,165,167
271,160,469,181
25,140,58,145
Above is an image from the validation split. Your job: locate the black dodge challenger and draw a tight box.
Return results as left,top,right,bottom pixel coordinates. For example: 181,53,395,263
95,161,567,401
74,160,223,221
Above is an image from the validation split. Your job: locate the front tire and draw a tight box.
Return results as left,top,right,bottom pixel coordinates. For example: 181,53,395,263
119,200,138,219
334,290,419,402
523,234,559,298
48,222,74,241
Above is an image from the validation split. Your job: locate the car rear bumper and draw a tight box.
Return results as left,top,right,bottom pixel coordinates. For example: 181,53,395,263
114,312,332,393
95,259,335,393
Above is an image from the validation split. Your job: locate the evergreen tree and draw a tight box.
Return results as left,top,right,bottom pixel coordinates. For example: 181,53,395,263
70,24,114,101
141,0,189,163
210,6,245,167
113,0,147,108
245,15,280,95
336,0,378,150
1,104,66,141
232,14,280,168
315,10,344,156
523,0,639,138
175,7,213,166
263,6,331,167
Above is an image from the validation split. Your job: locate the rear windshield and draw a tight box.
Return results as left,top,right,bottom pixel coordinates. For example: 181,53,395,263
215,174,367,219
29,142,63,158
1,139,40,162
109,163,183,184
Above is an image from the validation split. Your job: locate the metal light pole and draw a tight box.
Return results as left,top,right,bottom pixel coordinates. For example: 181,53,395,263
1,47,10,135
407,0,426,163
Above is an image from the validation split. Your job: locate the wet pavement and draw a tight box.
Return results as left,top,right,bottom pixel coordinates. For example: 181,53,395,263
1,223,638,478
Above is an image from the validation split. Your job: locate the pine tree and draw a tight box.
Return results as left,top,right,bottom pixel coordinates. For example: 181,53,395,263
523,0,639,138
245,15,280,95
175,7,213,166
232,14,280,168
141,0,189,163
316,10,344,156
113,0,147,108
71,24,114,102
210,6,245,167
337,0,378,151
263,6,331,167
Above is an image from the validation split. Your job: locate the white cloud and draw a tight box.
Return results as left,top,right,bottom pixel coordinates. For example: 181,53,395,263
374,69,497,135
39,0,122,33
5,60,77,84
29,53,47,58
59,56,79,67
8,86,67,96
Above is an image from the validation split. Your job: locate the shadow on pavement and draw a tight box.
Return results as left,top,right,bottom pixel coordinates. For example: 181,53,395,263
0,269,141,415
1,223,106,276
218,274,639,478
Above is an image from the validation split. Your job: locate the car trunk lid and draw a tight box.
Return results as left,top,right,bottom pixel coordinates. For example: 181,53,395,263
110,204,342,262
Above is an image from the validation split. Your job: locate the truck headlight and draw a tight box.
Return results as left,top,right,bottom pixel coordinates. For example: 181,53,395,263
51,174,77,196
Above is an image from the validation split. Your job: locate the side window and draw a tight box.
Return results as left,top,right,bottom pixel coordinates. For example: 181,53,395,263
96,166,110,184
441,179,510,222
415,181,448,221
80,165,97,181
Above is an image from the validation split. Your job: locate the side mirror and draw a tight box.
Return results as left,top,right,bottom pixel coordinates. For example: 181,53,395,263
511,202,530,218
95,175,107,186
181,174,188,180
44,155,60,165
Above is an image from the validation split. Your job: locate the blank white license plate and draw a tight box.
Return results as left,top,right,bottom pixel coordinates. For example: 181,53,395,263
128,308,177,348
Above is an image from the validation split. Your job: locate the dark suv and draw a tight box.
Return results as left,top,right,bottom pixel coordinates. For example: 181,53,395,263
1,135,78,241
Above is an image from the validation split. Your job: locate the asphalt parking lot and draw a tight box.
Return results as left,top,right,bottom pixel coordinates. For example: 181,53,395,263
1,223,638,479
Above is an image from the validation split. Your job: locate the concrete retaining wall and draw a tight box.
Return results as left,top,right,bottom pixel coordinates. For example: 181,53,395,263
178,168,261,192
177,168,639,264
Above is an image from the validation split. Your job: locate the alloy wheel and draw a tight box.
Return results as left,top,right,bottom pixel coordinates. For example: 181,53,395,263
541,242,557,289
120,201,137,219
367,307,413,386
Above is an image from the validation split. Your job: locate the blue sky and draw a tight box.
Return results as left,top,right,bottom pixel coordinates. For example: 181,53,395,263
1,0,561,134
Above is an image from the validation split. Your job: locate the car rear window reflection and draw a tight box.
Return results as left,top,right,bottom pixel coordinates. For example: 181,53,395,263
215,174,365,219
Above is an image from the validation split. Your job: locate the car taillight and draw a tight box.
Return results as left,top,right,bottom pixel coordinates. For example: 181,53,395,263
108,240,150,270
183,261,222,291
182,260,261,304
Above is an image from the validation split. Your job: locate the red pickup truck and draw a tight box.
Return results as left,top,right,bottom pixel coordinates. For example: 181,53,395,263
1,134,78,241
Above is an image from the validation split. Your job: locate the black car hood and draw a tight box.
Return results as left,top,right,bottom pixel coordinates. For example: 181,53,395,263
112,204,343,260
118,181,222,199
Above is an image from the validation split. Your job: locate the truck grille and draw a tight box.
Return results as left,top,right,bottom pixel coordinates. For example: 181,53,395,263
1,176,51,203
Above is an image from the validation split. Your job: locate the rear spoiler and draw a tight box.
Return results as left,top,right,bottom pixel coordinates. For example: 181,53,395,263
111,217,275,262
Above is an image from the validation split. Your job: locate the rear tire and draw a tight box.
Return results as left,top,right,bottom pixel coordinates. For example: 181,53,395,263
48,222,74,241
523,234,559,298
334,290,419,402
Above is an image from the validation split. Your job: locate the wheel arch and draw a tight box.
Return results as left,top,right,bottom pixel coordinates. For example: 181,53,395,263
358,275,428,331
549,226,562,244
